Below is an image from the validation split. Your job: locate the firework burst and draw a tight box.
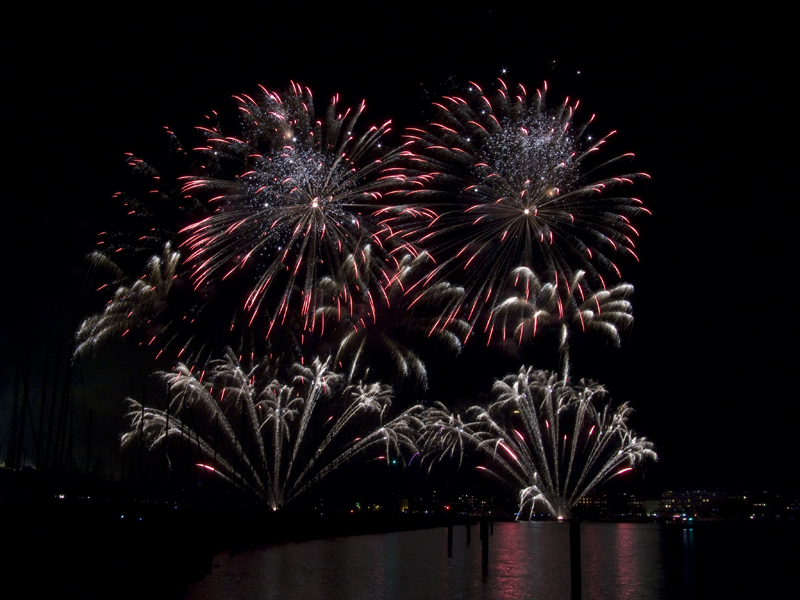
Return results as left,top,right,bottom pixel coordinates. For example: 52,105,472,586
418,367,655,519
494,268,633,380
74,241,304,367
179,82,407,339
77,83,412,365
122,350,420,510
75,243,181,357
313,248,468,386
393,79,649,341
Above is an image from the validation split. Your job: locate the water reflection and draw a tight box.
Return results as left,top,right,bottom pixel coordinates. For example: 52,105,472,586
187,521,797,600
582,523,664,599
490,522,570,599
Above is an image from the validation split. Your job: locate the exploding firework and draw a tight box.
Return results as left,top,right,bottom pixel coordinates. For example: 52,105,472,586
494,268,633,380
419,367,656,519
179,82,408,339
122,350,420,510
77,83,412,365
76,78,657,521
393,79,649,341
75,243,181,357
415,402,475,472
313,247,468,386
74,241,304,367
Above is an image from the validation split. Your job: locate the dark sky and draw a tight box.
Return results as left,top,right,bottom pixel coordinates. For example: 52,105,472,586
2,6,795,493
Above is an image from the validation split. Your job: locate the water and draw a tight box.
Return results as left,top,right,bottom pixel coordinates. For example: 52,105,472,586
186,521,797,599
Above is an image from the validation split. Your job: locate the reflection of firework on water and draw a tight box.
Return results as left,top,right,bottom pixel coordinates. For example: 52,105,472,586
314,248,468,386
495,268,633,380
179,83,407,338
419,367,655,519
122,351,420,510
394,79,649,339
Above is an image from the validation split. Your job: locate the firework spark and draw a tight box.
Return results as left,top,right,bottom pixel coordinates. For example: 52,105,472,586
122,350,420,510
392,79,649,340
74,241,304,367
77,83,413,365
419,367,656,519
179,83,407,338
495,268,634,380
314,248,468,386
75,243,181,357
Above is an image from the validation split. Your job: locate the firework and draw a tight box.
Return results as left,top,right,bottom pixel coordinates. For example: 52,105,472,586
77,83,412,365
74,241,304,367
415,402,475,472
122,350,420,510
179,82,407,339
419,367,656,519
75,243,181,357
313,248,468,386
393,79,649,340
495,268,633,380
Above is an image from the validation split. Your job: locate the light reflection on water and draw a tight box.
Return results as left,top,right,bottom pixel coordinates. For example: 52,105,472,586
186,521,796,600
581,522,663,599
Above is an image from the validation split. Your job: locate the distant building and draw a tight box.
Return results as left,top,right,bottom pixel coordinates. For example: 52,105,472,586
574,491,655,519
661,489,728,519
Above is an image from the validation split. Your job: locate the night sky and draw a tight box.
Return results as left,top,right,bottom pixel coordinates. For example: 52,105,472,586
2,6,795,494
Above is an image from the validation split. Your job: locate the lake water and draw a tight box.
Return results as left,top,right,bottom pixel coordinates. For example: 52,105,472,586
186,521,797,599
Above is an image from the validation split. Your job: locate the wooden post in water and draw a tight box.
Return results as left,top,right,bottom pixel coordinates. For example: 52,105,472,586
447,524,453,557
480,518,489,571
466,522,471,545
570,520,582,600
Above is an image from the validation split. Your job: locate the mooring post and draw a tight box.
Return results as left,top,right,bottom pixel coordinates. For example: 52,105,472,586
466,522,471,545
480,518,489,571
570,519,582,600
447,523,453,558
490,517,493,535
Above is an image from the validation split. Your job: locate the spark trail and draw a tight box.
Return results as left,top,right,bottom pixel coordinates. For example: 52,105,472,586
392,79,649,342
179,83,407,339
314,248,468,387
122,350,420,510
419,367,656,519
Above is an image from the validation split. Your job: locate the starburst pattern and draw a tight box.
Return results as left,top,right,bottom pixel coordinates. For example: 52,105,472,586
122,351,420,510
76,83,413,366
393,79,649,340
495,268,633,380
79,80,656,519
179,82,407,338
75,244,181,358
419,367,656,519
74,241,304,367
313,248,468,386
